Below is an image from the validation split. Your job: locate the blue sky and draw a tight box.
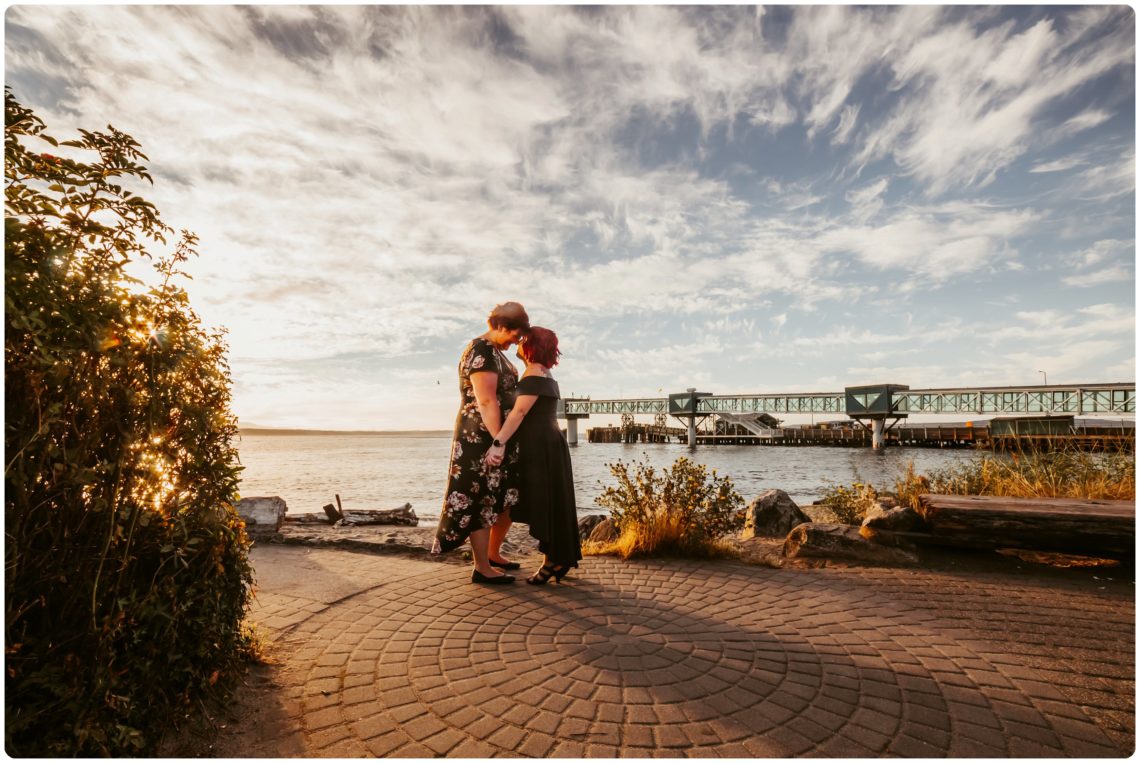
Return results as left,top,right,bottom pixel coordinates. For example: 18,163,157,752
6,5,1135,429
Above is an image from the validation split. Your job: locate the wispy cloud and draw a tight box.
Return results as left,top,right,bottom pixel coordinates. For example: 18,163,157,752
6,5,1133,428
1064,265,1134,288
1029,156,1086,174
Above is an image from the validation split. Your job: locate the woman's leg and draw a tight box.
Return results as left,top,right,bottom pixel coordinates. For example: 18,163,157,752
468,527,502,577
488,510,513,563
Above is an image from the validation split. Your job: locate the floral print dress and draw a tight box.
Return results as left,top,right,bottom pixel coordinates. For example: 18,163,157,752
433,337,520,553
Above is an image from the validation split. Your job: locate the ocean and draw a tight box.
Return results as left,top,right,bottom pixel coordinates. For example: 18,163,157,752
235,430,983,526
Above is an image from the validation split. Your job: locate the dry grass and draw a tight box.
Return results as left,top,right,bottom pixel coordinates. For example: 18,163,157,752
891,445,1134,508
586,510,741,560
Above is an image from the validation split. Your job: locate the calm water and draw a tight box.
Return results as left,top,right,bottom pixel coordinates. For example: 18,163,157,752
236,431,982,526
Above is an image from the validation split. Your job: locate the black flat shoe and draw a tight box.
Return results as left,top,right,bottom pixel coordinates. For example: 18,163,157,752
472,570,515,584
489,558,521,570
526,563,569,585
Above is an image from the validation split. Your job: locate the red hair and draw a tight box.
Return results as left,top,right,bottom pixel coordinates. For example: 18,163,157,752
520,326,560,367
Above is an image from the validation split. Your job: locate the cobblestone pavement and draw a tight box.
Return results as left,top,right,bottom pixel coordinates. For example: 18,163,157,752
224,545,1134,758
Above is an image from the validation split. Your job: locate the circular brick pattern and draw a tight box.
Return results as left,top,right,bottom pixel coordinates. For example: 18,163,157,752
283,556,1130,757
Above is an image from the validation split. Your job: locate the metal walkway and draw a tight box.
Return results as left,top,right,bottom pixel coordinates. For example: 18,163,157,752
563,382,1135,418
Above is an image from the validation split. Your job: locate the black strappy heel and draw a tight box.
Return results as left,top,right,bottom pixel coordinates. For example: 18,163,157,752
526,563,569,585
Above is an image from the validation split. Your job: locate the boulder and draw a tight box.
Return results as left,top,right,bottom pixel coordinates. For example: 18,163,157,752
236,496,287,536
588,518,619,544
742,490,811,539
578,514,608,541
784,523,918,566
861,506,926,534
861,497,900,522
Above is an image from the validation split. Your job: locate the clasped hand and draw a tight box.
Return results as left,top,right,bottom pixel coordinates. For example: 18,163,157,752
484,443,505,467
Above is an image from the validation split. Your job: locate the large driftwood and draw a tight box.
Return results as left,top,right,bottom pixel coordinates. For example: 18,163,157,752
286,503,417,527
339,505,418,527
784,523,918,566
914,494,1134,556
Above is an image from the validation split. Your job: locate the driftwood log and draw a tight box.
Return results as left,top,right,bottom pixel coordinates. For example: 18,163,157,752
338,506,418,527
784,522,918,565
912,494,1134,556
286,503,418,527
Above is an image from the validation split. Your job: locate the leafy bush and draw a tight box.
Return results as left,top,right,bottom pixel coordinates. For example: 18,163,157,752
5,89,253,755
591,457,744,558
817,482,879,524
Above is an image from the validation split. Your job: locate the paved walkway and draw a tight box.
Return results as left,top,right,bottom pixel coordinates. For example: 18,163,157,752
219,545,1134,757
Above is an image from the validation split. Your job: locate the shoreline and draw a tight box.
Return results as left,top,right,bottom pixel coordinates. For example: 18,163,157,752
270,520,543,560
267,501,842,556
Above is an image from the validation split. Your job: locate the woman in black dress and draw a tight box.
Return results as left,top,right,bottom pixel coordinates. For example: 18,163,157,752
433,302,529,584
485,327,582,584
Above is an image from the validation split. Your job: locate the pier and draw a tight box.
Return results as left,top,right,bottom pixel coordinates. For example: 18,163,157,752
585,421,1135,450
560,381,1136,449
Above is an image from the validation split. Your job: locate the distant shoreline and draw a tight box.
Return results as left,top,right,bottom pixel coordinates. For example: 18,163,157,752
239,428,451,437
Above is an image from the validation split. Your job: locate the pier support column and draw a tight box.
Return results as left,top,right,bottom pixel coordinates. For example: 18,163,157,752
871,418,886,449
687,417,697,448
566,418,579,445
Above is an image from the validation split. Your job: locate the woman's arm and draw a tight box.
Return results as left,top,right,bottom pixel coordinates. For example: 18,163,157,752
470,371,502,436
484,394,537,466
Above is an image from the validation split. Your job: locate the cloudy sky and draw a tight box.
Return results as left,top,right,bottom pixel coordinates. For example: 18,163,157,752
6,5,1135,430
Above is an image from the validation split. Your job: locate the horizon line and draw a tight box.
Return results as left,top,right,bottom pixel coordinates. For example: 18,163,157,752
239,426,452,436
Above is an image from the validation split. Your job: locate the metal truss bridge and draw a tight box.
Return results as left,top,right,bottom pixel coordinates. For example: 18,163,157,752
562,383,1136,418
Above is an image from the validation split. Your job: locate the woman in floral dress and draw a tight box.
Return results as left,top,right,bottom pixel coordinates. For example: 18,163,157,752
433,302,529,584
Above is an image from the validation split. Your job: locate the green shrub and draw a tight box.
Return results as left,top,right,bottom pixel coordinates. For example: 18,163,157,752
591,457,744,558
5,89,254,755
818,482,879,524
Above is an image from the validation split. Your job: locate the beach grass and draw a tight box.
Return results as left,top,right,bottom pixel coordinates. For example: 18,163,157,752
890,444,1135,510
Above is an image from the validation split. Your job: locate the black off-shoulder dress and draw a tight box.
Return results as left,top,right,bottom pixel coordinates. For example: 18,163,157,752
511,375,582,567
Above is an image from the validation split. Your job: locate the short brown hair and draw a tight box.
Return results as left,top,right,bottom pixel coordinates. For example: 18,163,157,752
520,326,560,367
487,301,530,332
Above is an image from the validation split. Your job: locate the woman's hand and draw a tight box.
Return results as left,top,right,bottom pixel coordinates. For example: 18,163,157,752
484,442,506,467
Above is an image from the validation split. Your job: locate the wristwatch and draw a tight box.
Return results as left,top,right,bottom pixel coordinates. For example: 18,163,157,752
492,439,502,448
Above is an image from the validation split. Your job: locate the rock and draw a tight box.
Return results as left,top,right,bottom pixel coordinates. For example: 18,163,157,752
784,523,918,566
236,496,287,536
861,497,899,522
741,490,812,539
861,506,926,534
578,514,608,541
588,518,619,544
860,506,926,548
